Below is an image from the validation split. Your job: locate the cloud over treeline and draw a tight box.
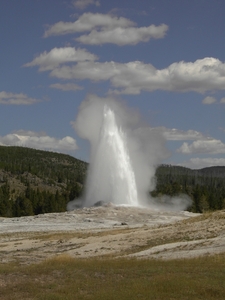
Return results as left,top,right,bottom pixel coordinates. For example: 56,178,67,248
177,139,225,155
0,131,78,153
155,127,225,155
180,158,225,169
151,127,207,141
151,127,225,169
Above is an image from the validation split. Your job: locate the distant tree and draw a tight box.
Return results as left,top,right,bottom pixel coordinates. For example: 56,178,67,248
0,182,12,217
69,183,82,200
14,196,34,217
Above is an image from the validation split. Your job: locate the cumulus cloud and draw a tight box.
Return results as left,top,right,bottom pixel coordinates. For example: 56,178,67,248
76,24,168,45
202,96,217,104
24,47,97,71
72,0,100,10
177,139,225,155
50,83,83,91
153,127,225,169
43,12,167,45
180,158,225,169
151,127,206,141
49,57,225,94
220,97,225,103
44,13,134,37
51,61,118,81
0,91,41,105
0,131,78,153
110,57,225,94
12,130,46,137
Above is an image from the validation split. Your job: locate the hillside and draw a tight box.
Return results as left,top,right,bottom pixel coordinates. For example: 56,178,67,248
0,146,87,217
0,145,225,217
153,164,225,212
156,164,225,178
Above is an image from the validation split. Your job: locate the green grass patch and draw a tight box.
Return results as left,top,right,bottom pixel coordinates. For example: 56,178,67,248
0,253,225,299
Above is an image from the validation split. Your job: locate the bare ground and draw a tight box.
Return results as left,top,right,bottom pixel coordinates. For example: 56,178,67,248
0,205,225,264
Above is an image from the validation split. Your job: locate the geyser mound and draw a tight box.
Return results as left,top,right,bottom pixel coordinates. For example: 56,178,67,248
71,95,191,211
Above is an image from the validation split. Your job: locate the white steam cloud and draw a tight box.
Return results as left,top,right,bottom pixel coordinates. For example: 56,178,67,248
70,95,192,211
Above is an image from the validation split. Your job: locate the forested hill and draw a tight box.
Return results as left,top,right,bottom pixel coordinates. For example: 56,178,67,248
0,146,87,217
156,164,225,178
0,146,87,185
0,145,224,217
154,165,225,212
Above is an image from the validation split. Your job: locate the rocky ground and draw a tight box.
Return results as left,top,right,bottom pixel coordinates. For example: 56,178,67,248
0,205,225,264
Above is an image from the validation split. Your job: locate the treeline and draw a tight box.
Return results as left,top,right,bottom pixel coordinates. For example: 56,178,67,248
0,146,87,185
151,165,225,213
0,146,86,217
0,146,225,217
0,181,82,217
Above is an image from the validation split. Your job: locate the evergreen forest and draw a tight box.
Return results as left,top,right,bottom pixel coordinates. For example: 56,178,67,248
0,146,224,217
0,146,87,217
152,165,225,213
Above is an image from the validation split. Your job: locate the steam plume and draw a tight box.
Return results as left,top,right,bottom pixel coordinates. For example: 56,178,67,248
70,94,192,211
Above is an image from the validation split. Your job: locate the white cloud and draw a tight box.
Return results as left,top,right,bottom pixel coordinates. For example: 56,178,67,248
0,91,41,105
50,61,118,81
44,12,168,45
177,139,225,154
220,97,225,103
0,131,78,153
72,0,100,10
44,13,134,37
152,127,206,141
76,24,168,45
24,47,97,71
12,130,46,137
202,96,217,104
156,127,225,169
110,57,225,94
50,83,83,91
49,57,225,94
180,158,225,169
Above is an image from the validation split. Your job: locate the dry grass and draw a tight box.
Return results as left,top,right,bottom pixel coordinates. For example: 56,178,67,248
1,211,224,265
0,253,225,300
0,228,133,245
34,227,135,241
181,210,225,224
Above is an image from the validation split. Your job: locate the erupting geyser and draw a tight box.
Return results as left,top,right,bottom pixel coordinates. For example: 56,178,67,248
84,105,138,207
69,94,192,211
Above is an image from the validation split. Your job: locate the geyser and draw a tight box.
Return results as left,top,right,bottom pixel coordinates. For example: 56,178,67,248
84,105,138,207
71,94,192,211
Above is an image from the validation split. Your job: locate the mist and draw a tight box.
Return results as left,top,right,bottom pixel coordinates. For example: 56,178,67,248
69,94,192,211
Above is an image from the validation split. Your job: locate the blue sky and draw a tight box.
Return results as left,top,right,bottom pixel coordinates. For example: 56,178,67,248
0,0,225,169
